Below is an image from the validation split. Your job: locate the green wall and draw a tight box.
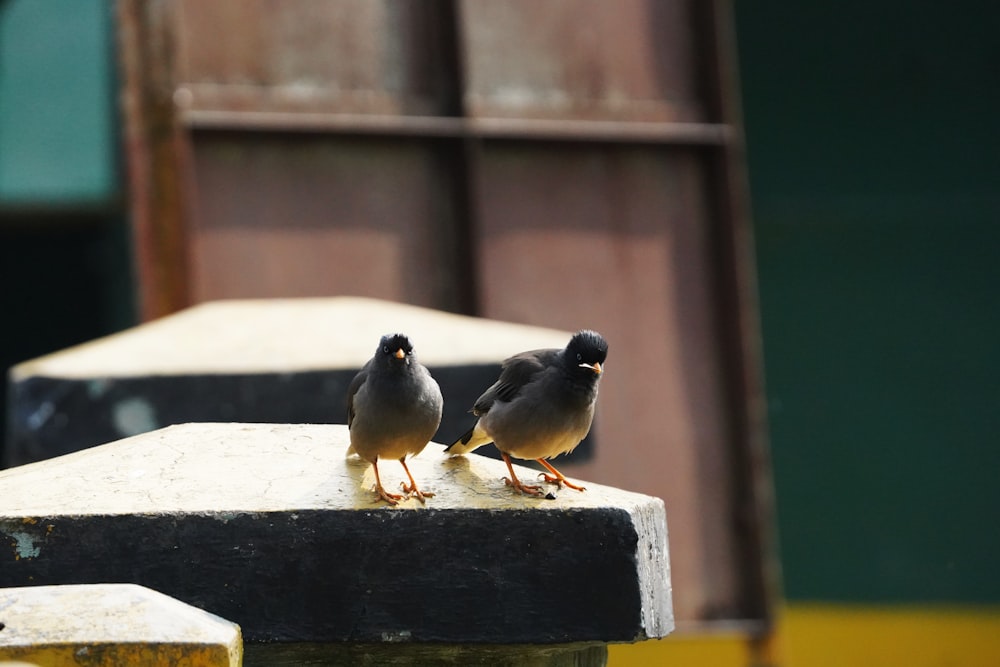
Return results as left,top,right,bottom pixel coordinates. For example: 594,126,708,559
735,1,1000,602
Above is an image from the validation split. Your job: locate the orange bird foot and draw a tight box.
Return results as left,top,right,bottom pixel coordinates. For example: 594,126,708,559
500,452,544,496
399,459,434,504
374,484,403,505
537,459,586,492
372,460,404,505
503,476,545,496
400,481,435,504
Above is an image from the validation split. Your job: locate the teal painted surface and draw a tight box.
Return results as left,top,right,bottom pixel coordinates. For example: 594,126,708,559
0,2,134,461
735,1,1000,602
0,0,118,204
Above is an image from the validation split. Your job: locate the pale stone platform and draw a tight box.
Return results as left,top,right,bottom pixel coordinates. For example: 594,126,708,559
6,297,591,467
0,422,672,663
0,583,242,666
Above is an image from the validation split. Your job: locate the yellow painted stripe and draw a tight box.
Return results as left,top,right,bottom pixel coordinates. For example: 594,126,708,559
609,630,756,667
782,604,1000,667
609,604,1000,667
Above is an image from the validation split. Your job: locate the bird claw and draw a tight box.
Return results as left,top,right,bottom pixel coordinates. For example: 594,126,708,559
400,482,435,504
538,472,586,492
375,486,404,505
503,476,544,496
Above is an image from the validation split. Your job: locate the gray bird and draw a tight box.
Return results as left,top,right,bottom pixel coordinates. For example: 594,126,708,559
445,330,608,496
347,333,443,505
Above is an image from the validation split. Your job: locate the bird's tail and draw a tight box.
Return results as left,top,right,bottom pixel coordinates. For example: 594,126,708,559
444,422,492,456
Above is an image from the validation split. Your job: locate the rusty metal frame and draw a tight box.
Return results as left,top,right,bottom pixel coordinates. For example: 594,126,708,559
183,111,733,145
117,0,193,321
115,0,778,637
693,0,780,641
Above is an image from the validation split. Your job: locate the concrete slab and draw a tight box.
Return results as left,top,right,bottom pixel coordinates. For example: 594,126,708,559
6,297,594,467
11,298,571,378
0,423,672,647
0,583,242,666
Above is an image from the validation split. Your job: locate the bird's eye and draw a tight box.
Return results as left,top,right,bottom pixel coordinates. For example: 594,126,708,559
576,353,582,361
383,346,390,354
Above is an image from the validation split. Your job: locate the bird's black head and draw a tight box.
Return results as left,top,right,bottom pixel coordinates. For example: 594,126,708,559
377,333,415,367
565,329,608,376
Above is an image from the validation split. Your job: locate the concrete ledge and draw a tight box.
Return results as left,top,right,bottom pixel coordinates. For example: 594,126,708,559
6,297,595,467
0,583,242,666
0,423,672,648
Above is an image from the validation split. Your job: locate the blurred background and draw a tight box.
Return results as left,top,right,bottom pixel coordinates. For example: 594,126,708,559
1,1,997,665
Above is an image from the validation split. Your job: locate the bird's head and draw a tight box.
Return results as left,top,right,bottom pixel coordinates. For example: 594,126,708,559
377,333,415,368
566,329,608,377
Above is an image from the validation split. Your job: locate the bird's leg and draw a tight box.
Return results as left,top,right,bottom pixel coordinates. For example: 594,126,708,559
399,458,434,503
501,452,544,496
372,459,403,505
537,458,586,492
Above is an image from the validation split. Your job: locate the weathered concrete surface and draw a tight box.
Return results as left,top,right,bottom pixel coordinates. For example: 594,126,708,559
0,423,672,648
6,297,595,467
0,583,242,666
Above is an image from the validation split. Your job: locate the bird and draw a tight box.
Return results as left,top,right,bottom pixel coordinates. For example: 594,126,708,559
347,333,443,505
445,330,607,496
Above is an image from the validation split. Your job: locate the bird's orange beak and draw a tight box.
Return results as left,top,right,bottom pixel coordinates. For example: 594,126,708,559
579,361,603,374
394,348,406,359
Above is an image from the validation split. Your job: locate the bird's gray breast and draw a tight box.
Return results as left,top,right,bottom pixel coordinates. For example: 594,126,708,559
349,370,442,460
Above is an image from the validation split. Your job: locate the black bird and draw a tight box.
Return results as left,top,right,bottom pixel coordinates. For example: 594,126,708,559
347,333,443,505
445,330,607,496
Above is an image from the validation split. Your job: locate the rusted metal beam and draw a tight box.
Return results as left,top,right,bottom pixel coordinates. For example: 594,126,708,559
181,110,466,136
181,109,733,145
110,0,773,632
695,0,780,639
117,0,192,321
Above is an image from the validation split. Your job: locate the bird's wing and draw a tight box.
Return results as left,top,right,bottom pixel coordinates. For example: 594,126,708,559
472,348,557,414
345,362,371,428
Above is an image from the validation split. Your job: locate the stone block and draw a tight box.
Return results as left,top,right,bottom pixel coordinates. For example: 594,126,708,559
0,422,672,656
6,297,595,467
0,583,242,666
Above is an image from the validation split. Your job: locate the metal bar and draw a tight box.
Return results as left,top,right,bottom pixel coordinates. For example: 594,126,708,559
116,0,193,321
468,117,732,145
698,0,780,635
181,109,733,146
181,110,467,136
